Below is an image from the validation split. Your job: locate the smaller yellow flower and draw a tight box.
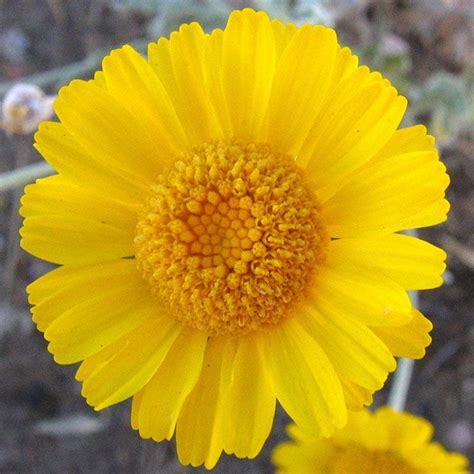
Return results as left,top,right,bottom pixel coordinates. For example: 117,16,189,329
273,407,469,474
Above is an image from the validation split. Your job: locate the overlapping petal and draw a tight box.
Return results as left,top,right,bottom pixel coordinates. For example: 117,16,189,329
263,25,338,155
102,45,188,158
30,260,156,364
371,309,433,359
312,254,413,327
175,337,232,469
33,122,148,204
327,234,446,290
133,327,208,441
300,68,407,200
222,334,276,458
20,175,137,264
262,318,346,437
77,316,181,410
300,305,396,392
339,376,374,411
323,125,450,236
221,9,276,141
53,79,165,184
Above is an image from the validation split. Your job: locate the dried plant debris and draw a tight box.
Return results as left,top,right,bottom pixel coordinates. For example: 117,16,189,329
1,83,55,135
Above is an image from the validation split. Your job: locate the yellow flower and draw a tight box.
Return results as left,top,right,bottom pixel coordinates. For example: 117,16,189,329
20,8,448,469
273,407,469,473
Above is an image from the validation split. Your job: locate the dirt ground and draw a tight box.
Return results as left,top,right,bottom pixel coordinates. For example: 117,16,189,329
0,0,473,472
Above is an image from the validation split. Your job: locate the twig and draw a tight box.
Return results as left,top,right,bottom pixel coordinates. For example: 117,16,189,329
442,235,474,270
387,358,415,411
0,39,151,192
139,441,190,473
2,137,35,297
0,162,53,193
0,38,149,98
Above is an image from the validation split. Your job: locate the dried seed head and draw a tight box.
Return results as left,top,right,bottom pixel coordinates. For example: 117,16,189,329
1,83,55,135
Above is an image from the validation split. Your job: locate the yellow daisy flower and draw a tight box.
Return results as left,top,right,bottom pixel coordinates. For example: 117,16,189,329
20,8,449,469
273,407,469,473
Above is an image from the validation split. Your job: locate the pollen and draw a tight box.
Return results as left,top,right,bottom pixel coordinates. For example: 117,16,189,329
134,141,327,335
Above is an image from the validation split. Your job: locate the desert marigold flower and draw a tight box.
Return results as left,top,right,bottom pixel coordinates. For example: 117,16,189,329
272,407,469,473
20,8,449,469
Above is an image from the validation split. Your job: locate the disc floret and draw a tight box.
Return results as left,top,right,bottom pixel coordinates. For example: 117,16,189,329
135,141,327,335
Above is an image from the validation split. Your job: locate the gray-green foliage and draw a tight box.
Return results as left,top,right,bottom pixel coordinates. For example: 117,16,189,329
111,0,333,37
411,70,474,147
257,0,333,26
111,0,233,35
357,39,473,147
356,42,411,94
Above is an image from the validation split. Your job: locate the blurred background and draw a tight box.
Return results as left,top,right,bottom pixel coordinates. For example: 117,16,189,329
0,0,473,472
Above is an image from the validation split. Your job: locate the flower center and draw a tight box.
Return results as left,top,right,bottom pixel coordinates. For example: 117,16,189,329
134,141,327,336
331,447,420,474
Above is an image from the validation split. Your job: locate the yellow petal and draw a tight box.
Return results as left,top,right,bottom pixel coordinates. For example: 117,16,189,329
264,25,338,155
44,280,154,364
222,8,276,141
298,66,379,169
91,70,106,87
375,407,434,452
203,28,232,138
262,318,346,437
34,122,147,204
313,262,412,327
54,79,164,185
272,432,334,474
20,175,138,224
135,327,207,441
20,212,133,265
301,305,396,391
330,46,359,83
333,409,381,449
79,317,181,410
75,337,118,383
271,19,298,63
301,68,407,200
323,125,449,236
176,337,233,469
131,389,144,431
327,234,447,290
148,23,223,145
270,18,297,60
20,175,137,265
339,376,374,411
222,334,276,458
28,260,139,328
410,443,469,473
102,45,188,158
27,257,132,297
371,309,433,359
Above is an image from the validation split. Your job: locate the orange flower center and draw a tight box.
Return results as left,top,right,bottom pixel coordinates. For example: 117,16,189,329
134,141,327,335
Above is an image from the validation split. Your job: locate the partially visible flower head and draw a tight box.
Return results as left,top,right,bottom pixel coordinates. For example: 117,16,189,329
20,8,449,469
1,83,55,135
273,407,469,473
